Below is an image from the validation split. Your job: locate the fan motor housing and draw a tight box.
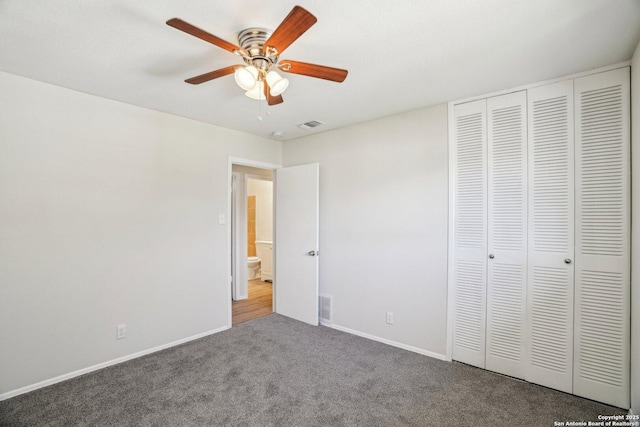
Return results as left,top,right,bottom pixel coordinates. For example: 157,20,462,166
238,27,277,68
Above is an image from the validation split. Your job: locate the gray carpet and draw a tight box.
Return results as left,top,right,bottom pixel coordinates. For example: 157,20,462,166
0,314,625,426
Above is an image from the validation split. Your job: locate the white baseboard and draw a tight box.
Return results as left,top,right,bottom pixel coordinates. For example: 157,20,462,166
321,321,447,361
0,325,229,402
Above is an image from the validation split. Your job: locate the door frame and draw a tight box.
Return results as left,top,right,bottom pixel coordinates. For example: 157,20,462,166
227,157,281,328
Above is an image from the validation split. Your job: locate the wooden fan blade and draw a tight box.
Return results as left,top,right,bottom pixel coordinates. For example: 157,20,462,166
263,81,284,106
167,18,243,54
264,6,317,55
185,65,238,85
280,60,348,82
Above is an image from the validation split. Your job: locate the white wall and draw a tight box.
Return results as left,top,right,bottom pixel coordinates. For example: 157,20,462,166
0,71,281,397
631,40,640,415
283,104,449,357
247,178,273,242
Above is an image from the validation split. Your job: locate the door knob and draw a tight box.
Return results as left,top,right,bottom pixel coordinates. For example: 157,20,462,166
308,250,317,257
565,258,572,264
489,254,495,259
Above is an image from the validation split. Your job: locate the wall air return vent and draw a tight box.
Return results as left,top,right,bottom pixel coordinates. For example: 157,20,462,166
319,294,332,323
299,120,324,130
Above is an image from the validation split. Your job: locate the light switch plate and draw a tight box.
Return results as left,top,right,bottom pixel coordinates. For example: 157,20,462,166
117,324,127,339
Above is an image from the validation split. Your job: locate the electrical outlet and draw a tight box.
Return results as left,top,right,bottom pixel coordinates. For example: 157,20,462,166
117,324,127,339
386,312,394,325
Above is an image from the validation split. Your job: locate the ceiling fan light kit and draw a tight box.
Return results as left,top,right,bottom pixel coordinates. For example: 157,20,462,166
245,81,266,100
265,70,289,96
166,5,348,106
234,65,259,91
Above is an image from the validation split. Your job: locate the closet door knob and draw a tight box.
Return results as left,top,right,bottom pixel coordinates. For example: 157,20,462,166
308,250,317,257
489,254,495,259
564,258,572,264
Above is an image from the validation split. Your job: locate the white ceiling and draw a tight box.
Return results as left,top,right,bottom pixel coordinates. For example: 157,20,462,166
1,1,639,141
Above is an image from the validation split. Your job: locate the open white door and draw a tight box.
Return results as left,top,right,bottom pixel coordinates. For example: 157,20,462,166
275,163,319,325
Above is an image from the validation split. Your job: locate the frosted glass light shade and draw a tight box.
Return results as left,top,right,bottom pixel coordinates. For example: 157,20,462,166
245,81,266,100
234,65,258,91
265,70,289,96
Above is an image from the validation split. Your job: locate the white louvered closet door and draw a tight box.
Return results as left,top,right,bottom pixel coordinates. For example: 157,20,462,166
525,81,575,393
573,68,630,408
485,91,528,379
452,99,488,369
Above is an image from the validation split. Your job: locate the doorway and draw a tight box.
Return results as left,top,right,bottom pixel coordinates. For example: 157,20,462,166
227,159,321,328
230,164,275,325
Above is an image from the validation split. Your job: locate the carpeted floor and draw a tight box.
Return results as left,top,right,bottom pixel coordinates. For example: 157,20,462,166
0,314,625,426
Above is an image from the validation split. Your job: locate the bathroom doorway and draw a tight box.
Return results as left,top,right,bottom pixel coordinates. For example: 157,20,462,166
230,164,274,325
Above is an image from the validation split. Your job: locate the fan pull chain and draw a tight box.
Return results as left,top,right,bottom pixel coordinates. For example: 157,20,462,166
257,84,264,122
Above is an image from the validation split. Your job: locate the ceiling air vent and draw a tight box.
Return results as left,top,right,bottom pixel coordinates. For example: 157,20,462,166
299,120,324,130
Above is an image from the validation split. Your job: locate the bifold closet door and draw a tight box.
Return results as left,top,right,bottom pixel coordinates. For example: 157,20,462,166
452,99,488,369
573,68,630,408
526,80,575,393
485,91,528,379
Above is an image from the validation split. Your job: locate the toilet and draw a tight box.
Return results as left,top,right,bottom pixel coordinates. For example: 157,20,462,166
247,256,261,280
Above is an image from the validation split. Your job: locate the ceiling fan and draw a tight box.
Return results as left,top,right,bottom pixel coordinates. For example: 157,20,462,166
166,5,348,106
